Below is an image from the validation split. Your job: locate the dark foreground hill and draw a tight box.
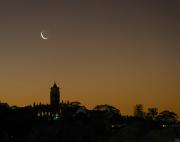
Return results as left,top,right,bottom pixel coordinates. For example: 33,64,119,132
0,116,180,142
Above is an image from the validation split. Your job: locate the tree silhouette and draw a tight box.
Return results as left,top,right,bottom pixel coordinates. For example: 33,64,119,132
146,108,158,120
134,104,144,118
93,104,120,115
156,110,178,124
93,104,121,128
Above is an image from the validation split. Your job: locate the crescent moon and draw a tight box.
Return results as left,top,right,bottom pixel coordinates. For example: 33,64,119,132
41,32,48,40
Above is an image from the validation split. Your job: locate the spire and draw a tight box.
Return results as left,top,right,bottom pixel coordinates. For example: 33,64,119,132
53,81,58,88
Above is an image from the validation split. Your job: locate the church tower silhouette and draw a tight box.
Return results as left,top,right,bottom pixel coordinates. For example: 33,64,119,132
50,82,60,112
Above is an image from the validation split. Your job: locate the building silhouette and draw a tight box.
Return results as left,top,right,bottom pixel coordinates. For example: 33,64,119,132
50,82,60,113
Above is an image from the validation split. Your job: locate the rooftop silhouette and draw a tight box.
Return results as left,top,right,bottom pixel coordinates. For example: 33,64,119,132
0,83,179,142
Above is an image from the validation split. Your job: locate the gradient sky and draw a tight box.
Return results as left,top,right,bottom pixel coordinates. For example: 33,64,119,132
0,0,180,115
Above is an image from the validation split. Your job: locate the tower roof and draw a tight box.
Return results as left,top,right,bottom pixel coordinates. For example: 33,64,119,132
52,82,59,88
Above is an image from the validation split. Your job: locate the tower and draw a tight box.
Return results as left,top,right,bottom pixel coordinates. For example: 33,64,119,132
50,82,60,112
